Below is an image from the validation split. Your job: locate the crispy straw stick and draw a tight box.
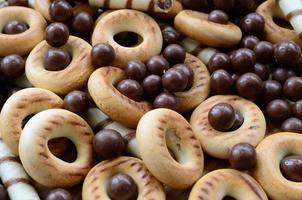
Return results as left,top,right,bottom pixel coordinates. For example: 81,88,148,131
278,0,302,39
84,107,140,157
180,37,219,65
0,139,40,200
89,0,174,13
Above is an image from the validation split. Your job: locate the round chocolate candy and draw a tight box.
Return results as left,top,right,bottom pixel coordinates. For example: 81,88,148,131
146,56,169,76
266,99,292,124
181,0,207,11
0,184,8,200
252,63,270,81
241,13,265,36
272,67,296,85
208,103,236,132
3,20,28,34
162,30,181,47
208,53,232,73
72,12,94,33
231,48,256,74
93,129,125,159
236,73,263,99
208,10,229,24
46,188,72,200
293,100,302,120
91,43,115,68
210,69,233,95
153,92,178,110
49,0,73,22
125,60,147,81
230,111,244,131
142,75,162,98
240,35,260,50
1,54,25,78
107,173,138,200
117,79,143,102
45,23,70,47
233,0,257,15
283,77,302,101
162,68,188,93
163,44,186,65
280,155,302,182
173,64,194,90
281,118,302,133
229,143,257,170
212,0,235,12
7,0,28,6
63,90,88,115
274,41,302,67
261,80,282,103
44,48,71,71
254,41,274,64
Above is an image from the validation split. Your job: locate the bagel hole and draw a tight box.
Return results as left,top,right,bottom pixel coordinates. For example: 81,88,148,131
273,17,293,29
223,196,236,200
113,32,143,47
48,138,77,163
2,20,29,34
21,114,36,129
165,128,184,163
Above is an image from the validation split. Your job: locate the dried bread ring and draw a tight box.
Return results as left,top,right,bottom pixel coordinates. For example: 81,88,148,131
26,36,94,95
174,10,242,48
0,88,63,155
189,169,268,200
190,95,266,159
91,9,162,68
82,156,165,200
253,132,302,200
19,109,94,188
136,108,204,189
0,6,47,56
88,67,152,128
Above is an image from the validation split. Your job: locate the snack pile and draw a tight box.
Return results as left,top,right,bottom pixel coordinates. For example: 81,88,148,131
0,0,302,200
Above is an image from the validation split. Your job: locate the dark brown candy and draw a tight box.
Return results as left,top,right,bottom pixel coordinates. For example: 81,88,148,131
210,69,233,95
280,155,302,182
117,79,143,102
8,0,28,6
262,80,282,103
233,0,257,15
274,41,301,67
163,44,186,65
241,13,265,36
208,10,229,24
272,67,296,84
266,99,292,124
212,0,235,12
63,90,88,115
252,63,270,81
231,48,256,74
107,173,138,200
240,35,260,50
162,68,188,93
3,20,28,34
208,53,232,73
162,30,181,47
46,188,72,200
45,23,69,47
44,48,71,71
0,184,8,200
283,77,302,101
146,56,169,76
254,41,274,64
1,54,25,78
91,43,115,68
229,143,256,170
281,118,302,133
125,60,147,81
142,75,162,98
293,100,302,120
208,103,236,132
173,64,194,90
49,0,73,22
93,129,125,159
181,0,208,11
236,73,263,99
230,111,244,130
153,92,178,110
72,12,94,33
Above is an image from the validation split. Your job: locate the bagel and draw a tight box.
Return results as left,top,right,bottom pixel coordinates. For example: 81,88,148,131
82,157,165,200
253,132,302,200
190,95,266,159
189,169,268,200
26,36,94,95
136,108,204,189
88,67,152,128
0,6,47,56
91,9,162,68
174,10,242,48
33,0,52,21
19,109,94,188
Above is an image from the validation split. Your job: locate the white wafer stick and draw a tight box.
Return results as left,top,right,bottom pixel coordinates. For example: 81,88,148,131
278,0,302,39
84,107,140,157
89,0,174,13
0,139,40,200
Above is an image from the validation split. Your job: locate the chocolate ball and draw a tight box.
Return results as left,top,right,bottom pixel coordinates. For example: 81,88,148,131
153,92,178,110
231,73,240,83
229,143,256,170
274,41,301,67
72,12,94,33
63,90,88,115
46,188,72,200
162,68,188,93
107,173,138,200
44,48,71,71
208,103,236,132
91,43,115,68
233,0,257,15
252,63,270,81
0,184,8,200
93,129,125,159
281,118,302,133
117,79,143,102
280,155,302,182
1,54,25,78
254,41,274,64
266,99,292,123
210,69,233,95
163,44,186,65
241,13,265,36
7,0,28,6
212,0,235,12
236,73,263,99
272,67,296,84
240,36,260,50
208,53,232,73
181,0,207,10
125,60,147,81
293,100,302,120
142,75,162,97
45,23,69,47
146,56,169,76
162,30,181,47
231,48,256,74
49,0,73,22
283,77,302,101
230,110,244,130
262,80,282,103
3,20,28,34
173,64,194,90
208,10,229,24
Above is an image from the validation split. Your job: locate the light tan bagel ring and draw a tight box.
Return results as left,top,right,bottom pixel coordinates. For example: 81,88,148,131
0,6,47,56
82,156,165,200
19,109,94,188
189,169,268,200
33,0,52,21
176,53,210,113
88,67,152,128
257,0,302,46
190,95,266,159
26,36,94,95
136,108,204,189
91,9,163,68
253,132,302,200
174,10,242,48
0,88,63,155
